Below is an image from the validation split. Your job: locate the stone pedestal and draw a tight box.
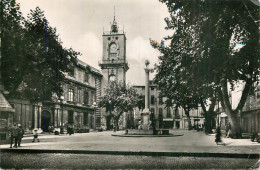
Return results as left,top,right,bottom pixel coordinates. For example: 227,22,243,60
141,108,150,130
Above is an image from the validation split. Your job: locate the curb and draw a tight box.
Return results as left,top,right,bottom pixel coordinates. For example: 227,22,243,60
111,134,184,137
0,149,259,159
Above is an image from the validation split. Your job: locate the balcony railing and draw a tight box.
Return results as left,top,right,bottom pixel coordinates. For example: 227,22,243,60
99,59,128,65
103,30,125,35
109,53,117,58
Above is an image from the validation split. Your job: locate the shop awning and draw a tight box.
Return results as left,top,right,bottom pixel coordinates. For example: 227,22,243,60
0,92,15,112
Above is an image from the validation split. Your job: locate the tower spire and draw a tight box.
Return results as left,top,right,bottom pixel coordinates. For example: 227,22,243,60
111,6,118,33
114,6,115,21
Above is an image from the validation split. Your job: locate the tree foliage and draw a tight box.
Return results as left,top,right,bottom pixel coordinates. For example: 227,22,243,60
153,0,259,136
1,1,79,103
99,81,139,130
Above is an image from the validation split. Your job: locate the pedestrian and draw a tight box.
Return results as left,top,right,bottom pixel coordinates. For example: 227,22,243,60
176,121,180,129
138,121,141,131
17,124,24,147
48,125,51,134
226,122,231,138
9,123,19,148
8,124,14,148
215,126,222,145
32,128,40,142
67,125,73,135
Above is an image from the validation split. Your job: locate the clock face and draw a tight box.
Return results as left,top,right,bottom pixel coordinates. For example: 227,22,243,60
109,75,116,82
110,43,117,53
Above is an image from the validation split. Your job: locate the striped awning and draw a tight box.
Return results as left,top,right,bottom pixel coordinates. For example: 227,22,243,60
0,92,15,113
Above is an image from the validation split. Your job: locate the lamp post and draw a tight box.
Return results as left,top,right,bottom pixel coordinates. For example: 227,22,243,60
60,96,65,134
92,102,97,131
197,107,199,131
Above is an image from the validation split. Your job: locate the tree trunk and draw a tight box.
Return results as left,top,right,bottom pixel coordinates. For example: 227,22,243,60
220,78,252,139
185,110,192,130
201,98,216,134
205,112,213,134
114,116,120,131
224,107,242,138
106,113,112,130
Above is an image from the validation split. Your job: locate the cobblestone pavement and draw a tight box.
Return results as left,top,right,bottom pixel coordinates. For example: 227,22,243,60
0,152,259,169
1,130,259,155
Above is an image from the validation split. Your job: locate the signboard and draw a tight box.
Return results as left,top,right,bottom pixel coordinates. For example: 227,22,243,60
0,118,7,127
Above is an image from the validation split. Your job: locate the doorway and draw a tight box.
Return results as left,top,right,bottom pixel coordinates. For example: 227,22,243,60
41,110,51,132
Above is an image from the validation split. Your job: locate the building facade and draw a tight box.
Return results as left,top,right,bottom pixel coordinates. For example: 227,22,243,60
9,59,102,133
133,81,204,129
218,83,260,134
99,15,129,129
241,84,260,133
99,16,129,87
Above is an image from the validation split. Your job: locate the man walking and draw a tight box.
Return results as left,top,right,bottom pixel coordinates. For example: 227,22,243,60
17,124,24,147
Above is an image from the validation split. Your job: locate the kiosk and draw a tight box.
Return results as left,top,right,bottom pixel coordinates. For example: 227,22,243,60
0,92,15,144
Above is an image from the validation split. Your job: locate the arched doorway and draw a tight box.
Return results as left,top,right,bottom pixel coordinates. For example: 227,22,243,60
41,110,51,132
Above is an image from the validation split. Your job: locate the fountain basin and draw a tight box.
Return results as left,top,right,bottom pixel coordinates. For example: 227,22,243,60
111,129,184,137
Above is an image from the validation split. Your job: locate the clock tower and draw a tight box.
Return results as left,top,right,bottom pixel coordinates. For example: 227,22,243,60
99,15,129,86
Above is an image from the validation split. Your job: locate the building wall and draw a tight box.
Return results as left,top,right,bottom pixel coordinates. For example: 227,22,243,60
9,99,42,132
240,84,260,133
133,82,204,129
8,59,102,133
224,83,260,133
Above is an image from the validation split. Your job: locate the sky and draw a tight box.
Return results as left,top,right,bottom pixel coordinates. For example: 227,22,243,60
17,0,172,85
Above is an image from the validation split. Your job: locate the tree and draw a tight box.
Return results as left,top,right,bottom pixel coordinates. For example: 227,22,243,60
1,1,79,103
99,81,139,131
151,6,201,130
154,0,259,137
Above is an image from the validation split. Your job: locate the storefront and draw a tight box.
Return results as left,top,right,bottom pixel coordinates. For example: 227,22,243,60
241,110,260,133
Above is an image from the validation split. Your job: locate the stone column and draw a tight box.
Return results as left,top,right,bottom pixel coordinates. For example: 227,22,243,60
38,105,41,129
34,106,38,129
141,60,153,130
144,68,149,111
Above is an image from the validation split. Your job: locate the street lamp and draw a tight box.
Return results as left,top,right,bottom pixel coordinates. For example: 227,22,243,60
92,102,97,131
197,107,199,131
60,96,65,134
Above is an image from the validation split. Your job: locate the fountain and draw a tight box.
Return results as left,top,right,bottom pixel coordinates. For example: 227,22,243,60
112,60,183,137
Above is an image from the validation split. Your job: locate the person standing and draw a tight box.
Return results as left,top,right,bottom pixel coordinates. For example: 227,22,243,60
17,124,24,147
48,126,51,134
215,126,222,145
32,129,40,142
9,123,19,148
226,122,231,138
8,124,14,148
